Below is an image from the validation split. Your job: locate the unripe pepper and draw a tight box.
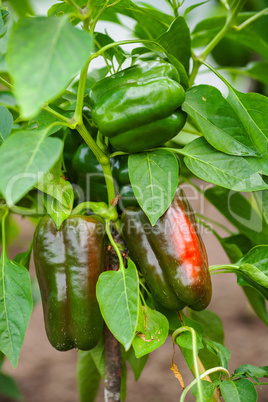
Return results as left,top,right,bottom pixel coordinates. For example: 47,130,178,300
72,145,138,209
89,61,187,153
121,188,212,311
33,215,105,351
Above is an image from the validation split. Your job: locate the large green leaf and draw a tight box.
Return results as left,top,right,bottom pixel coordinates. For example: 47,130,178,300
96,260,139,350
182,85,261,156
7,16,93,118
128,149,179,226
181,138,268,192
230,90,268,174
0,130,63,206
0,254,33,368
156,17,191,73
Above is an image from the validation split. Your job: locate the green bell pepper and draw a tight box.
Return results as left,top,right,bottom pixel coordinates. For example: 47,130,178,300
33,215,105,351
89,61,187,153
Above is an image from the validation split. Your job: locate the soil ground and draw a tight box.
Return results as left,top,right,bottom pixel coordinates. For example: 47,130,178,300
1,190,268,402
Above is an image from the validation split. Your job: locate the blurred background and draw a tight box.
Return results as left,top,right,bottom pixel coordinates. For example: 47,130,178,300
1,0,268,401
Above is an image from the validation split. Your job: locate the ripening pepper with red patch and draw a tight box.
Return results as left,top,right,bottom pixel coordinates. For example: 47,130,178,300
121,188,212,311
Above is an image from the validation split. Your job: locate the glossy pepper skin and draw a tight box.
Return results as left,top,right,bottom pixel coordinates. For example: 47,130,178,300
72,145,138,209
121,188,212,311
72,144,108,203
89,61,187,153
33,215,105,351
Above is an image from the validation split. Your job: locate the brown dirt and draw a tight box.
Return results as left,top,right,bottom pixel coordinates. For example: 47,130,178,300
2,191,268,402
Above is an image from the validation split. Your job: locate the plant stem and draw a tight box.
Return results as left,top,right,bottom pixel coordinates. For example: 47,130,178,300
106,220,124,268
73,20,90,123
0,76,13,90
180,367,230,401
1,208,8,260
89,39,165,63
235,8,268,31
104,227,125,402
189,0,246,86
172,327,203,401
172,0,179,18
196,357,222,402
43,105,71,125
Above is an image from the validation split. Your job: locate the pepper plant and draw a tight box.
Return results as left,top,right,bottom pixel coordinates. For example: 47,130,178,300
0,0,268,401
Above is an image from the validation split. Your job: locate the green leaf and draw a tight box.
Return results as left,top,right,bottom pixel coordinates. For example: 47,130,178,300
8,0,34,17
37,162,74,209
189,310,224,345
237,246,268,276
242,286,268,326
27,109,70,135
14,243,33,271
77,350,101,402
182,85,261,156
128,149,179,226
181,138,268,192
0,106,13,144
234,364,268,382
156,17,191,73
0,130,63,206
176,315,204,350
204,186,268,245
0,255,33,368
183,1,208,18
7,16,93,118
125,347,148,381
219,379,257,402
230,90,268,174
94,32,126,67
219,234,253,264
203,339,230,369
48,0,85,21
43,189,74,230
96,260,139,350
215,246,268,300
132,305,169,358
0,91,17,109
90,335,105,378
0,372,22,400
116,1,172,39
237,263,268,291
